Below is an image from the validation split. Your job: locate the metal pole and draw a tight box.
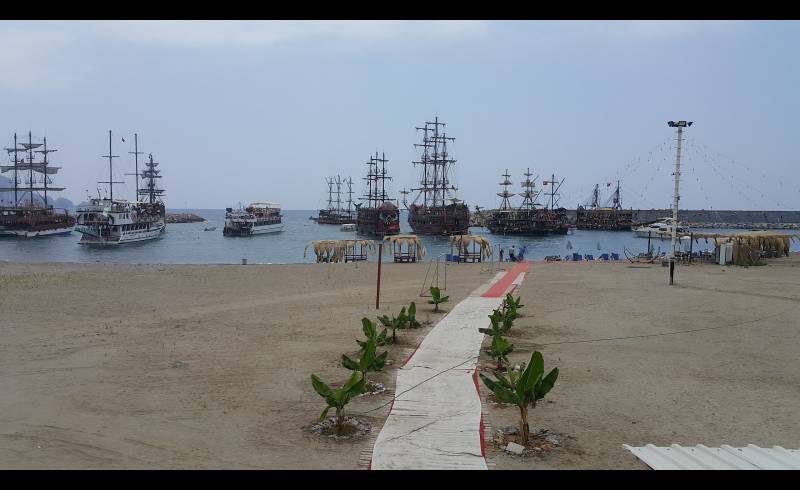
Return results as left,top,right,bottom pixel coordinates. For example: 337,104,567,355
671,126,683,258
376,242,383,309
647,231,652,257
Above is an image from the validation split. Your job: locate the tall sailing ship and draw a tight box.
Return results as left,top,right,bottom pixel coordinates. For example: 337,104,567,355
406,117,469,235
356,151,400,237
0,132,75,237
74,131,166,245
575,181,634,230
485,169,570,235
312,176,355,225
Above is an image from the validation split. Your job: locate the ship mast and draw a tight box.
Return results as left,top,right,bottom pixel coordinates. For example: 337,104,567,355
127,133,143,202
497,169,515,210
346,177,354,217
519,168,539,210
139,153,164,204
35,136,58,209
99,130,123,201
411,117,456,208
545,173,564,210
612,180,621,210
591,184,599,209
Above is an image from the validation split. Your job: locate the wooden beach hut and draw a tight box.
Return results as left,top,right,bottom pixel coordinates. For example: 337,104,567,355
384,235,426,263
448,235,492,263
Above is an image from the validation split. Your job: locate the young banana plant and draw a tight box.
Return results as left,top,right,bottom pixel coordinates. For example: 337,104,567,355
479,309,512,335
378,306,408,344
428,286,449,312
310,371,366,435
479,351,558,445
406,302,422,328
356,317,388,352
487,334,514,370
341,337,388,384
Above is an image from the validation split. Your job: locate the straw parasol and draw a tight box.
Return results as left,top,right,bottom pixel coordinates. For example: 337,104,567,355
384,234,426,259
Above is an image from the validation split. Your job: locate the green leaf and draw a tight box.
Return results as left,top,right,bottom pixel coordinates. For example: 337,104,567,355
311,374,333,399
341,354,360,372
536,367,559,400
319,406,331,422
362,317,376,338
480,373,520,405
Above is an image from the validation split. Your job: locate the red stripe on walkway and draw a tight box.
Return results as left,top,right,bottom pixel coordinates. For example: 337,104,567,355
481,262,529,298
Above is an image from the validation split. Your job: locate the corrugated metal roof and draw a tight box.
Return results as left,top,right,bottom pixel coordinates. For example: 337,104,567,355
624,444,800,470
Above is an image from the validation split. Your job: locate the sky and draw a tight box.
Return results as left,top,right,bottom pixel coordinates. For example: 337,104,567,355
1,20,798,211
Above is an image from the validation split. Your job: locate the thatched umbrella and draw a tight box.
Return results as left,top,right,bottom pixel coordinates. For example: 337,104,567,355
384,234,426,260
449,234,493,260
304,239,342,263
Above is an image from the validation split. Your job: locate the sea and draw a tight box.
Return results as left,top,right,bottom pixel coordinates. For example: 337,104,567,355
1,209,798,265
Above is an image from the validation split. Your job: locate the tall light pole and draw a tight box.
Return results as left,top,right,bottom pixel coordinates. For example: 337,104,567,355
667,120,692,285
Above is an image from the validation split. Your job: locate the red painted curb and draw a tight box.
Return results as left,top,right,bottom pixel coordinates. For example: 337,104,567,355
481,261,529,298
472,367,487,460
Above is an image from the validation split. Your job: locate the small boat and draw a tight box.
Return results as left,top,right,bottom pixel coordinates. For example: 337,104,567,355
633,217,686,239
340,223,356,232
204,226,217,231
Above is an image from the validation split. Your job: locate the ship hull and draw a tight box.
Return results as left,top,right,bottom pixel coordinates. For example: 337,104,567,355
356,207,400,237
223,222,284,236
0,208,76,238
407,204,470,236
575,208,634,231
76,221,166,246
485,209,569,236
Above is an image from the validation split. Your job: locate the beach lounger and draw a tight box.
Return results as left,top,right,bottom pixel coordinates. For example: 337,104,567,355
572,253,582,261
611,253,620,261
599,253,609,261
586,255,594,261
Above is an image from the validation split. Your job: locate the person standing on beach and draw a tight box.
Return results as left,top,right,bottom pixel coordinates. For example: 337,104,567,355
509,245,516,262
500,247,504,262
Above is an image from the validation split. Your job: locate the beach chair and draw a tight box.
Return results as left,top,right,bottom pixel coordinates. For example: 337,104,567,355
610,253,620,261
572,253,582,261
599,253,609,261
564,255,571,261
586,255,594,261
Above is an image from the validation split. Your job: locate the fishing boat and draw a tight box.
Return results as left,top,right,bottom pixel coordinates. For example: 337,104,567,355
576,181,635,231
406,117,469,235
313,176,355,225
485,169,569,235
633,217,686,239
0,132,75,237
356,151,400,237
223,202,283,236
75,132,166,245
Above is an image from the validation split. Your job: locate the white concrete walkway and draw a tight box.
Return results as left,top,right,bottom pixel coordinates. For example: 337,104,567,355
370,263,528,470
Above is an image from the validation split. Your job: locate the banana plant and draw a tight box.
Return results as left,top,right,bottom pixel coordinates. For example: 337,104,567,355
406,302,422,328
341,337,388,384
503,293,524,318
486,334,514,370
479,309,512,335
310,371,366,435
356,317,388,352
428,286,449,312
378,306,408,344
479,351,558,445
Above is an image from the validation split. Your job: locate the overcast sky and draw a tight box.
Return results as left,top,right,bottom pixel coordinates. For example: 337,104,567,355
1,20,798,210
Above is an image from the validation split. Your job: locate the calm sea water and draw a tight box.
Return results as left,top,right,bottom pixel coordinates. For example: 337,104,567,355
1,209,797,265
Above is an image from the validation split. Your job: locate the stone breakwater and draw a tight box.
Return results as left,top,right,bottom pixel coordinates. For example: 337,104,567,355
165,213,206,223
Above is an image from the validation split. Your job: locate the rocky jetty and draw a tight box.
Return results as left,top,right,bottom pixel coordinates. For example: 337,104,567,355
165,213,206,223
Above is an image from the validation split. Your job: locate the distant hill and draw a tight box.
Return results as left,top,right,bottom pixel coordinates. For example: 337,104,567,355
0,175,75,209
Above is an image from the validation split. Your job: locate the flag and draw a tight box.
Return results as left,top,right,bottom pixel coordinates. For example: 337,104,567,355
122,137,125,142
607,182,612,187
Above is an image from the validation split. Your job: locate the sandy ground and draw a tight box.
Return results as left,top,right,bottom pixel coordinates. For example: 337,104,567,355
481,254,800,469
0,260,488,469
